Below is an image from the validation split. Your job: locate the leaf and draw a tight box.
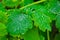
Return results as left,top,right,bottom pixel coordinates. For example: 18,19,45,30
40,35,45,40
54,33,60,40
0,36,7,40
56,14,60,32
24,0,33,5
45,0,57,9
0,11,8,24
0,23,7,36
45,0,60,14
32,10,51,32
7,36,18,40
38,6,56,20
21,4,40,17
20,4,52,32
7,10,33,36
2,0,21,7
39,31,45,40
20,0,34,7
23,28,40,40
7,9,21,15
0,2,7,23
49,1,60,14
0,2,5,11
21,4,56,20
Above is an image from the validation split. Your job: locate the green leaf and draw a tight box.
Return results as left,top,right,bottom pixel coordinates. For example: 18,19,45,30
21,5,52,32
24,0,33,5
38,6,56,20
2,0,21,7
7,10,33,36
45,0,60,14
23,28,40,40
49,1,60,14
54,33,60,40
39,31,45,40
21,4,41,17
56,14,60,32
21,4,56,20
0,2,7,23
20,0,34,7
7,36,18,40
0,36,7,40
0,23,7,36
45,0,57,9
0,11,8,24
0,2,5,11
32,10,51,32
7,9,21,15
40,35,45,40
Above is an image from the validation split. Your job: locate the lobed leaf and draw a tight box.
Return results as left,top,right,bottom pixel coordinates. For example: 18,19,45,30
7,10,33,36
0,23,7,36
2,0,21,7
32,10,51,32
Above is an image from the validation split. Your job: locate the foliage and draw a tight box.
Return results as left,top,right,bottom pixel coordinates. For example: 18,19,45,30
0,0,60,40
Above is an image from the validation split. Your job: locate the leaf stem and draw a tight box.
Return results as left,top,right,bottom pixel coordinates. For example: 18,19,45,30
47,30,50,40
19,0,45,10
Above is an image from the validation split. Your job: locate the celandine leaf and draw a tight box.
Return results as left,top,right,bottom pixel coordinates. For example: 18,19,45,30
7,10,33,36
49,1,60,14
0,2,7,24
0,11,8,24
32,10,51,32
2,0,21,7
21,4,56,20
37,6,56,20
0,23,7,36
0,2,5,11
45,0,60,14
